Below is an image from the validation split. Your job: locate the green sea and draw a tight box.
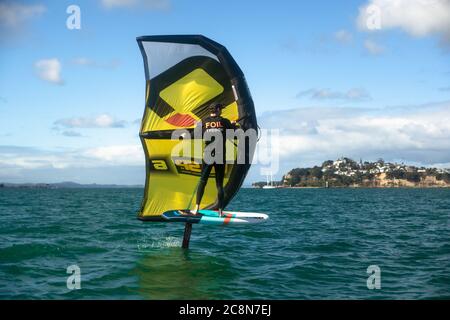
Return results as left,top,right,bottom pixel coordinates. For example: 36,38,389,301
0,188,449,299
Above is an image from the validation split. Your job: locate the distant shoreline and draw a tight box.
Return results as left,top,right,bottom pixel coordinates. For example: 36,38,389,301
252,185,450,189
253,157,450,189
0,182,144,189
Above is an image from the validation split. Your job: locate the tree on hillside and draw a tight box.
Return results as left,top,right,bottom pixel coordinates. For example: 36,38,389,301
387,170,406,180
322,160,333,167
311,166,323,179
438,173,450,183
406,172,420,183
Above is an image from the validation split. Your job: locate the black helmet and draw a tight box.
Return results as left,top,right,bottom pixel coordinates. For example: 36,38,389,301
209,103,223,113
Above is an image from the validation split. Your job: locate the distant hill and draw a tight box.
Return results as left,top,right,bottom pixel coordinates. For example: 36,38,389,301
0,181,144,189
253,157,450,188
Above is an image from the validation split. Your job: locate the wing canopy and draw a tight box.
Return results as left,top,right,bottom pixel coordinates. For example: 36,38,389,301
137,35,257,221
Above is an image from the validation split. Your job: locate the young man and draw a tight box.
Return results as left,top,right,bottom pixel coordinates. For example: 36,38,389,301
192,103,236,216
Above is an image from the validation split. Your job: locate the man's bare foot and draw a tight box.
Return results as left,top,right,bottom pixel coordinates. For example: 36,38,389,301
191,205,200,215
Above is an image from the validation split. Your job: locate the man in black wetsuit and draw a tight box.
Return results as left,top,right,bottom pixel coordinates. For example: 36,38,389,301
192,103,236,216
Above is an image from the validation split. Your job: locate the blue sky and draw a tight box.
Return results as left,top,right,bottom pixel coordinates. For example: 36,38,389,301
1,0,450,184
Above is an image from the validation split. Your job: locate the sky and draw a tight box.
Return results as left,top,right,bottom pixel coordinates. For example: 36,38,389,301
0,0,450,185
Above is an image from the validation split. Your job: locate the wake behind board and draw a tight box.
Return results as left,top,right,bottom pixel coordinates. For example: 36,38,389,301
162,210,269,225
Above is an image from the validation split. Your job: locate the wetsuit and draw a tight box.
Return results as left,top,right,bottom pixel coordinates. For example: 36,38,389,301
196,115,235,210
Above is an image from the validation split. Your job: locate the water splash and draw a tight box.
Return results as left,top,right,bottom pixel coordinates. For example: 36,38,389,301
137,231,181,250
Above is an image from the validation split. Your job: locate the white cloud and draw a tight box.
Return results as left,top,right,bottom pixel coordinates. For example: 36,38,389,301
62,130,82,137
102,0,136,8
83,145,143,165
0,144,143,172
0,146,72,170
0,2,46,28
71,57,92,66
259,101,450,170
357,0,450,47
100,0,170,10
346,88,371,100
364,39,384,55
297,88,371,101
34,58,63,85
54,114,126,129
334,30,353,44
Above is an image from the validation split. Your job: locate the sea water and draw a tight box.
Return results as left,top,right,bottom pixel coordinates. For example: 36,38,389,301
0,188,449,299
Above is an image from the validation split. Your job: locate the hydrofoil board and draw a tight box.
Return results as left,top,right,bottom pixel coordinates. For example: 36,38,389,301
162,209,269,225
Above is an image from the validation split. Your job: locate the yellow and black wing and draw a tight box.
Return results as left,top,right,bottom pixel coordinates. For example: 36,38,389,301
136,35,257,221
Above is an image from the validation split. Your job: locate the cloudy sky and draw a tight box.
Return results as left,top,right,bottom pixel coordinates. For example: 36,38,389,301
0,0,449,184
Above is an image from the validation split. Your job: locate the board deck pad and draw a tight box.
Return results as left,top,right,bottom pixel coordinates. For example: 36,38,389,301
162,209,269,225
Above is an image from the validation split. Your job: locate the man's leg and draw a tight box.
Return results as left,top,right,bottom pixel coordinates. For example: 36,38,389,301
214,164,225,216
193,162,212,214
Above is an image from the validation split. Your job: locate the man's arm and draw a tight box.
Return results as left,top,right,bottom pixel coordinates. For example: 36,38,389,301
230,120,240,129
223,118,238,130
